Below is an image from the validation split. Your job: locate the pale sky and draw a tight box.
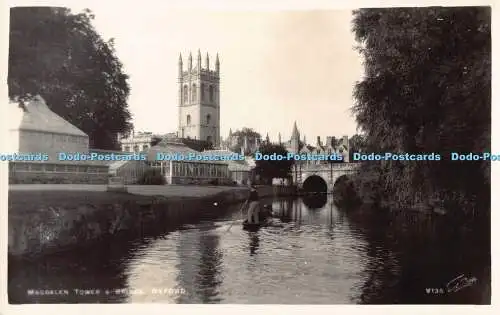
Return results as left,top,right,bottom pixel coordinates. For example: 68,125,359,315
57,3,365,143
9,1,367,143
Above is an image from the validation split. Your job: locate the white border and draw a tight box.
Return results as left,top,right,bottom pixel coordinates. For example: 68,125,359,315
0,0,497,314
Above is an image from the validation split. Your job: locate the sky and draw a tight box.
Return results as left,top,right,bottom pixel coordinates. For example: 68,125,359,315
11,1,366,143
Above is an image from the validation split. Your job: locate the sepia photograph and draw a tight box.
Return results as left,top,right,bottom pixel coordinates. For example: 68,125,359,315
4,2,491,305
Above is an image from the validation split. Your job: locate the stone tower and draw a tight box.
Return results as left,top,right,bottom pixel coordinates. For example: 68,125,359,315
178,50,220,146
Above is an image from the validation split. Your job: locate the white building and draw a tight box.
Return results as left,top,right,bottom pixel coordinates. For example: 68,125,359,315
202,149,255,185
8,95,109,184
147,138,230,185
120,131,154,153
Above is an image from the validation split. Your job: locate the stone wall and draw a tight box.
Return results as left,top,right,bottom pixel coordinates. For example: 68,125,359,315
8,185,296,258
170,176,233,185
9,162,109,184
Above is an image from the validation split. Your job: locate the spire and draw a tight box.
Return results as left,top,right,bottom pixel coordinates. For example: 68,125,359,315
266,133,270,143
188,52,193,71
197,49,202,69
229,128,232,137
205,52,210,70
291,121,300,140
178,53,183,78
303,135,306,144
215,53,220,73
278,132,282,144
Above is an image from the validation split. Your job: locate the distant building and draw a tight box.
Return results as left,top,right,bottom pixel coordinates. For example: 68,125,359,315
220,128,261,155
282,121,350,163
177,50,220,147
120,131,155,153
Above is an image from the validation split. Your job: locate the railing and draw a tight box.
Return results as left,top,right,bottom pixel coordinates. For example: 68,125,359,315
293,163,361,172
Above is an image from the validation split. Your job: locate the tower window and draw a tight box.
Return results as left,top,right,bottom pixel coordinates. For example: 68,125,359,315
186,115,191,125
192,83,197,102
209,85,214,102
201,83,205,100
183,85,188,104
206,114,211,125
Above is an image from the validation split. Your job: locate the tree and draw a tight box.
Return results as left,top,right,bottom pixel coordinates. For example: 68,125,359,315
150,136,163,147
351,7,490,212
8,7,133,150
230,127,261,154
253,143,294,184
349,134,367,161
181,138,214,151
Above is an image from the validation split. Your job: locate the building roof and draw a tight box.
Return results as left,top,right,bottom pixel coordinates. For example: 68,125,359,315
9,95,87,137
202,149,253,171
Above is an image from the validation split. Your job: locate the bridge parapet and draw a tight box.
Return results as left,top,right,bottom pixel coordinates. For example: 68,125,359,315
292,162,361,191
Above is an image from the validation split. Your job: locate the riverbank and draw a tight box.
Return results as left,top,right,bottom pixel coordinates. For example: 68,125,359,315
8,184,297,258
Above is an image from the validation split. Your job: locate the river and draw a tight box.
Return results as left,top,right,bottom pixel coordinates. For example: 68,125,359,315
8,194,490,304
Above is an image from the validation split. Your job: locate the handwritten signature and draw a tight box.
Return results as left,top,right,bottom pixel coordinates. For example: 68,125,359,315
446,274,478,293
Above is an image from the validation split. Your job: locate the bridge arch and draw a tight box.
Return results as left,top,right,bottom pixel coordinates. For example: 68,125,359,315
333,174,351,189
302,174,328,193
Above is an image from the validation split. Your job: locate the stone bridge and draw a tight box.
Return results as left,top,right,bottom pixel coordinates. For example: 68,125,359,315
292,163,360,192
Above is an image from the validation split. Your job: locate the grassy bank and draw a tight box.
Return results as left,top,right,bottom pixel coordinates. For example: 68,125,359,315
8,185,296,258
8,190,191,215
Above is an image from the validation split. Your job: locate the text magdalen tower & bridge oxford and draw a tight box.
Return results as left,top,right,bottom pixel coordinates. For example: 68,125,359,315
178,50,220,147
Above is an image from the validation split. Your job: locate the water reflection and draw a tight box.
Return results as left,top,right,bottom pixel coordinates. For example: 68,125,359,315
344,208,490,304
8,195,490,304
248,232,260,256
273,199,294,223
8,234,154,303
194,227,223,303
302,194,327,209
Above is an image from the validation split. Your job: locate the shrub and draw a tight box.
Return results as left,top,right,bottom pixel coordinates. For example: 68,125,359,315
137,169,166,185
332,176,361,209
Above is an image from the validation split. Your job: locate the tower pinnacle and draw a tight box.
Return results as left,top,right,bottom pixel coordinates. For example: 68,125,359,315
291,121,300,140
205,52,210,70
178,53,183,78
197,49,202,69
215,53,220,73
